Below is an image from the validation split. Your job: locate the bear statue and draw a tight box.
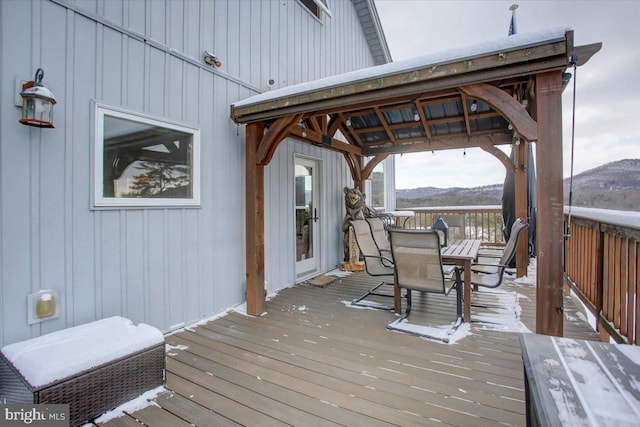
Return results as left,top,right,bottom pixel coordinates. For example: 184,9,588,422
341,187,376,262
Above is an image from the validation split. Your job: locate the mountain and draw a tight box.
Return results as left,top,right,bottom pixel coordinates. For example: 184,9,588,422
564,159,640,211
396,159,640,212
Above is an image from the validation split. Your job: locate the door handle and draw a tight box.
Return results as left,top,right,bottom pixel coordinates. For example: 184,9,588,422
313,208,319,222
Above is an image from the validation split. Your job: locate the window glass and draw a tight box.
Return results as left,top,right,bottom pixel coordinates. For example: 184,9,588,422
370,162,385,209
298,0,330,19
94,104,200,208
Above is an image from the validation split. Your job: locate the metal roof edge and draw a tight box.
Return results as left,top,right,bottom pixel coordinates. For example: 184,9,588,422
231,27,571,119
353,0,392,65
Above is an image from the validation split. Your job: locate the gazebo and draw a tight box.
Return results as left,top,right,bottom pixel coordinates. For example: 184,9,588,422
231,28,601,336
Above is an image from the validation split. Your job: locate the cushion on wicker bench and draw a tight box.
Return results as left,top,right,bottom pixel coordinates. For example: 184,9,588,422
0,316,164,427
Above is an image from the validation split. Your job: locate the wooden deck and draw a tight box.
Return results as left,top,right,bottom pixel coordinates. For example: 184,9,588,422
98,267,598,427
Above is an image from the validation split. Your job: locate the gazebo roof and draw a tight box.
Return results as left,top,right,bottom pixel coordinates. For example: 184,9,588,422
231,27,599,158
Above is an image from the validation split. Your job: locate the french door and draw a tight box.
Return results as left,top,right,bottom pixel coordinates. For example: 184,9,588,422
294,156,321,279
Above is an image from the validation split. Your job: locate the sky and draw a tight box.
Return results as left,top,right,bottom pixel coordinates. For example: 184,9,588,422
374,0,640,189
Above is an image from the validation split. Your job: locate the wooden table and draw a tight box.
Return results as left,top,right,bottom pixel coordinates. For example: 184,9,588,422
442,239,481,322
520,334,640,427
393,238,481,322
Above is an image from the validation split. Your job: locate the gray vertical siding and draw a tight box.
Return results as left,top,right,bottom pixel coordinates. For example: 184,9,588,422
0,0,378,346
264,140,352,294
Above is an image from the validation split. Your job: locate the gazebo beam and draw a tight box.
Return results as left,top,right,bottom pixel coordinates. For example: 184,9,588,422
478,141,515,173
257,114,303,165
365,133,513,156
362,154,389,181
459,83,538,142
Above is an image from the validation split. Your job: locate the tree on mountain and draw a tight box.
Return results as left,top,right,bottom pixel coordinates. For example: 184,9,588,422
122,162,190,197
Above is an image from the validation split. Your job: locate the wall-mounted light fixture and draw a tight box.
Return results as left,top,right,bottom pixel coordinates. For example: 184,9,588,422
204,51,222,67
19,68,57,128
469,100,478,113
413,108,420,122
27,289,61,324
345,116,352,127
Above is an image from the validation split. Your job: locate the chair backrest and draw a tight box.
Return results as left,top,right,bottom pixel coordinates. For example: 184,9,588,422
389,229,446,293
350,220,393,277
441,214,465,240
497,218,529,276
366,217,390,253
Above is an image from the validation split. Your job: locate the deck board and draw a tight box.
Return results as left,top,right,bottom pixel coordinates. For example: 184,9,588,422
101,267,599,427
154,391,243,427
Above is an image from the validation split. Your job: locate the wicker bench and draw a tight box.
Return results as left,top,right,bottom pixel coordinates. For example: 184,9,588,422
0,317,164,427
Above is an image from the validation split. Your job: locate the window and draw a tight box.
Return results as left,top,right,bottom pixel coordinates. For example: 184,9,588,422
367,161,385,211
298,0,331,19
93,103,200,208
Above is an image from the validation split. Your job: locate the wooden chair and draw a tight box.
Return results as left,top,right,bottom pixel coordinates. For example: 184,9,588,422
349,219,395,310
387,229,463,341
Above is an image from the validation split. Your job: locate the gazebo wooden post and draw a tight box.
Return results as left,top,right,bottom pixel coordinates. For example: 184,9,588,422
245,122,266,316
354,155,365,192
535,70,564,336
514,141,528,277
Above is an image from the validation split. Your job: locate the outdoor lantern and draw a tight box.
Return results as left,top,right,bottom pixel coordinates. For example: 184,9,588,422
433,216,449,247
19,68,57,128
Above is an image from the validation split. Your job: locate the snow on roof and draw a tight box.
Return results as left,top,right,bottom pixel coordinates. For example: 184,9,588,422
1,316,163,388
232,27,570,109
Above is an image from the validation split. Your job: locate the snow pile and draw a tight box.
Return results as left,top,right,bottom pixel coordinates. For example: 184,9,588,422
388,321,473,344
326,268,353,278
88,386,165,425
1,316,163,388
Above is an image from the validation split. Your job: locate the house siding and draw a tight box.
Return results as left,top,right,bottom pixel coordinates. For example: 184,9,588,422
0,0,378,346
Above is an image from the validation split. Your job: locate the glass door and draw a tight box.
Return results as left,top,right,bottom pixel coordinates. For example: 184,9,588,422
295,156,320,278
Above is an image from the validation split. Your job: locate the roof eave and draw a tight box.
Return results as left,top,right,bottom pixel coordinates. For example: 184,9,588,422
352,0,392,65
231,34,572,124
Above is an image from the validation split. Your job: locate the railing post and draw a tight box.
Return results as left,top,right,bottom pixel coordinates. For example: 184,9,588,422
595,221,605,340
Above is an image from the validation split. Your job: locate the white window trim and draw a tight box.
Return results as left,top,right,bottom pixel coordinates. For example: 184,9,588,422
313,0,332,18
297,0,332,20
92,102,201,209
365,158,386,212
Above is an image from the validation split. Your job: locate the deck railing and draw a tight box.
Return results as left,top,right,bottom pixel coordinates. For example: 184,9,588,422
396,206,640,345
563,207,640,345
398,205,505,245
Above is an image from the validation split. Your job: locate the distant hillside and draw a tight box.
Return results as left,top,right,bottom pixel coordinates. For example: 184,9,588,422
396,184,503,208
397,159,640,212
564,159,640,211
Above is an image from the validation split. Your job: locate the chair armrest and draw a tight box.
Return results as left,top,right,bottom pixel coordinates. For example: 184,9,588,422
362,254,395,266
472,262,508,269
442,264,456,275
477,253,502,259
